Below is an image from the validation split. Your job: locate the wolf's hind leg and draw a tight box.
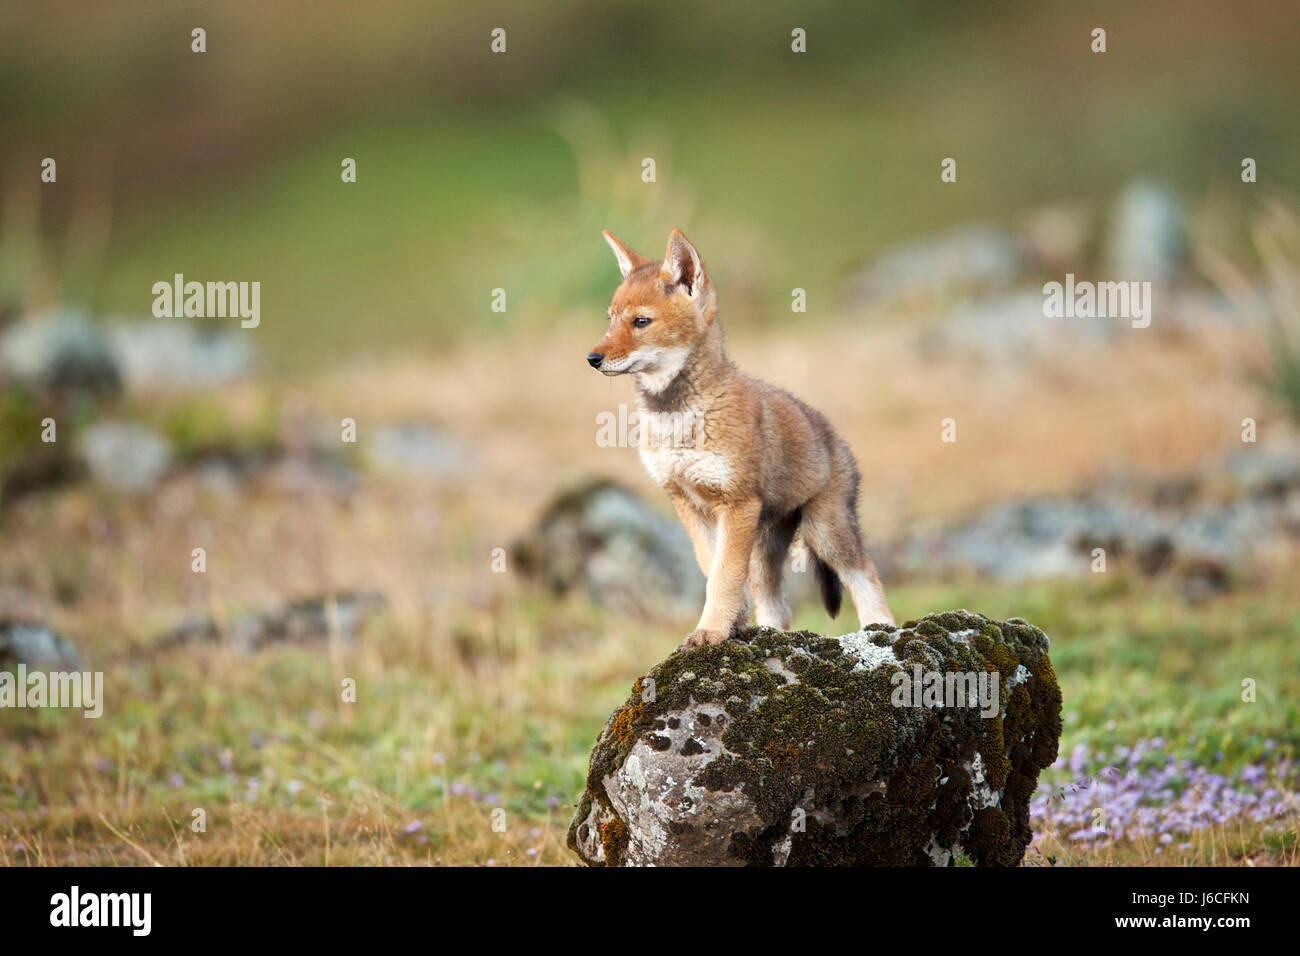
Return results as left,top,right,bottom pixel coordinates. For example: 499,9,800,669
749,511,799,630
800,488,894,628
841,560,893,628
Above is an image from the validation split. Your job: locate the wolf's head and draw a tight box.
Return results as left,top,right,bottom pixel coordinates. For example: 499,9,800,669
587,229,718,393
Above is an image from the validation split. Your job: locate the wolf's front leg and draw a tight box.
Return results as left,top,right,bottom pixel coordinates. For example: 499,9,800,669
670,491,716,578
683,498,761,648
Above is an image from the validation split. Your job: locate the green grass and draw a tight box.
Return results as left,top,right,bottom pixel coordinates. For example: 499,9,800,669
4,571,1296,865
897,576,1300,774
5,0,1300,866
62,7,1299,370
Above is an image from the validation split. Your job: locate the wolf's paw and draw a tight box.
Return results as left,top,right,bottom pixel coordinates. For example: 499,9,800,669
682,628,727,649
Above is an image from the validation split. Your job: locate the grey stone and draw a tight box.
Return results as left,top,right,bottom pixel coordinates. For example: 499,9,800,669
106,320,254,391
78,422,172,492
513,479,703,620
0,308,120,398
918,289,1118,363
367,423,471,476
152,591,387,655
0,620,84,670
889,444,1300,585
569,611,1061,866
850,224,1022,305
1225,440,1300,497
1105,179,1187,283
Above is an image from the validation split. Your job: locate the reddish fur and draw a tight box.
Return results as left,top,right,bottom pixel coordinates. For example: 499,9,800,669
590,229,893,647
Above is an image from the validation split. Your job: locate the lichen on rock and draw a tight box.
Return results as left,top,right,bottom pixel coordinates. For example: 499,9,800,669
567,610,1062,866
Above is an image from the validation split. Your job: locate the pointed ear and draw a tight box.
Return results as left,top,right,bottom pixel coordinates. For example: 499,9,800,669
662,229,707,299
602,230,650,279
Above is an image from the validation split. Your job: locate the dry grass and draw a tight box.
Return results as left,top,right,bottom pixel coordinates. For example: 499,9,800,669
313,307,1282,540
2,308,1296,866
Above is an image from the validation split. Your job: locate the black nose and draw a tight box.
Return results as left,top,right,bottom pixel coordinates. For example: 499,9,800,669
587,352,604,369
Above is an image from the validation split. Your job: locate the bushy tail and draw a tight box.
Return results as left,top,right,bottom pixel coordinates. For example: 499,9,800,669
812,553,842,619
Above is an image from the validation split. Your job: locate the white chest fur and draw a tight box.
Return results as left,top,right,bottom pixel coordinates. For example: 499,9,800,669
632,395,731,492
637,441,731,491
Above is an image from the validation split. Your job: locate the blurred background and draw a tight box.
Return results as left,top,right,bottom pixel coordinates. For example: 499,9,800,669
1,0,1298,865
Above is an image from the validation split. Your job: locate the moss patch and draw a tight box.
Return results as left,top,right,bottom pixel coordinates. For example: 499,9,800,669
567,610,1063,866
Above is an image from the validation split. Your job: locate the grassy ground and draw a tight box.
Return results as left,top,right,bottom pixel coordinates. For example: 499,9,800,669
2,321,1297,866
3,0,1299,866
3,570,1296,865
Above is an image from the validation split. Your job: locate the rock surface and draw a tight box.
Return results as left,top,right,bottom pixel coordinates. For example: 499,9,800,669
106,320,254,391
78,421,173,492
568,610,1062,866
1104,179,1187,283
150,591,387,655
366,422,472,477
0,309,121,400
849,224,1022,305
513,478,703,619
0,620,85,670
887,442,1300,591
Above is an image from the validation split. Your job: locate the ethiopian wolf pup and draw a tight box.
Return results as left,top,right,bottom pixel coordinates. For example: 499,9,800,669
587,229,893,648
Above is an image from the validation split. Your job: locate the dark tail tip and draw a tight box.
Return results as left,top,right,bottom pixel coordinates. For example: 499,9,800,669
813,555,842,619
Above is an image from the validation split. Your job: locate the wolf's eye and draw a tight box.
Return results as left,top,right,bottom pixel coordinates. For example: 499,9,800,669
633,316,651,328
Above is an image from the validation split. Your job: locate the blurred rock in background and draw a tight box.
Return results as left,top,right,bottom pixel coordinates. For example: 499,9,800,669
106,320,254,392
366,422,472,477
0,619,84,670
512,478,704,621
0,308,120,401
151,591,388,656
1104,179,1188,285
78,420,172,493
888,441,1300,596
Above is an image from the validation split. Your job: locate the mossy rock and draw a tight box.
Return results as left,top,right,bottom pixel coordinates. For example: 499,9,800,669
511,478,704,619
567,610,1061,867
